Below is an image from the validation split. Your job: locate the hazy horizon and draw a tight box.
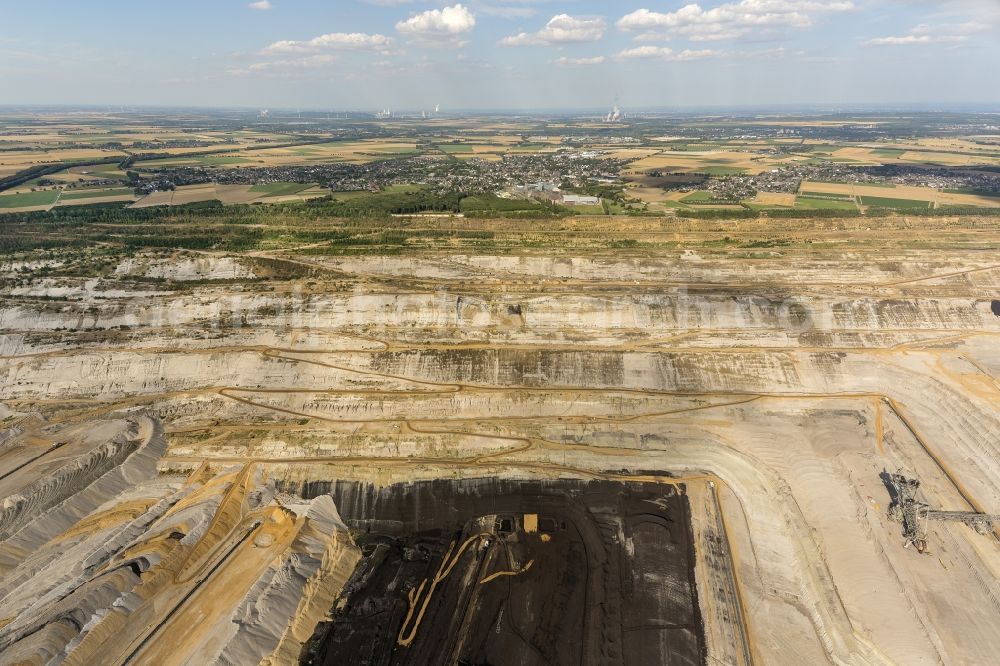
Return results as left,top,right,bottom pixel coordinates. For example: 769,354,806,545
2,103,999,116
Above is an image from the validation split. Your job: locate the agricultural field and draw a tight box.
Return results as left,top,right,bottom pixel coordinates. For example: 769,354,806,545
59,187,135,201
226,140,420,166
0,147,127,175
248,182,314,196
134,155,255,168
131,182,329,207
794,195,859,210
0,189,61,209
624,150,772,176
800,180,1000,209
752,192,796,207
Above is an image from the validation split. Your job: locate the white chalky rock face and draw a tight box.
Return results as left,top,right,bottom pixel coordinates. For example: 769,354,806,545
131,256,257,281
1,235,999,665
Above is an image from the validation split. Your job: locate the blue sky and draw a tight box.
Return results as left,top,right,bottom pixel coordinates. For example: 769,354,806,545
1,1,998,110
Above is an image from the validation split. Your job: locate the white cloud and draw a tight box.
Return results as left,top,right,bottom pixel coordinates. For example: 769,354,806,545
248,1,272,10
616,46,723,60
501,14,607,46
867,34,966,45
553,55,606,66
262,32,393,54
867,34,933,45
866,22,978,46
617,1,855,41
396,4,476,45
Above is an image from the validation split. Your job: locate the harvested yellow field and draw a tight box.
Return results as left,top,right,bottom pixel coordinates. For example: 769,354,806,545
936,190,1000,207
238,140,418,165
628,186,679,203
453,152,503,161
799,180,1000,207
602,147,663,160
899,150,984,166
130,190,174,207
131,183,331,208
881,138,997,154
628,154,700,169
507,146,560,156
626,150,770,175
0,148,126,168
131,144,251,156
830,147,884,164
753,192,796,206
0,203,54,213
171,184,218,205
484,134,524,145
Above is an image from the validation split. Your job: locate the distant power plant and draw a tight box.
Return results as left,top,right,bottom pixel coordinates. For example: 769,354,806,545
605,99,624,123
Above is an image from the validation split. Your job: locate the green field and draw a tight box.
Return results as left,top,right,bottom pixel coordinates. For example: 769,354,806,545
79,165,126,178
438,144,475,153
560,203,605,215
680,190,738,204
680,191,714,203
0,190,61,208
860,195,932,209
61,187,135,200
249,182,312,196
795,196,859,210
799,191,855,200
800,144,840,154
460,194,546,213
511,143,549,152
331,184,426,201
382,183,428,194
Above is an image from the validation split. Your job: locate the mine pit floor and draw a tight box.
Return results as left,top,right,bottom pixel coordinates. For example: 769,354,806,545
300,477,704,666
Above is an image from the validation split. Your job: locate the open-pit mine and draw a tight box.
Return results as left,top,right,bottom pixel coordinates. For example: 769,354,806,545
2,211,999,665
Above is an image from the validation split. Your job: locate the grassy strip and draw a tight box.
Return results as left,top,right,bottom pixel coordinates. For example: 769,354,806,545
859,195,932,209
799,191,854,200
60,188,135,200
795,196,859,210
0,190,61,208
